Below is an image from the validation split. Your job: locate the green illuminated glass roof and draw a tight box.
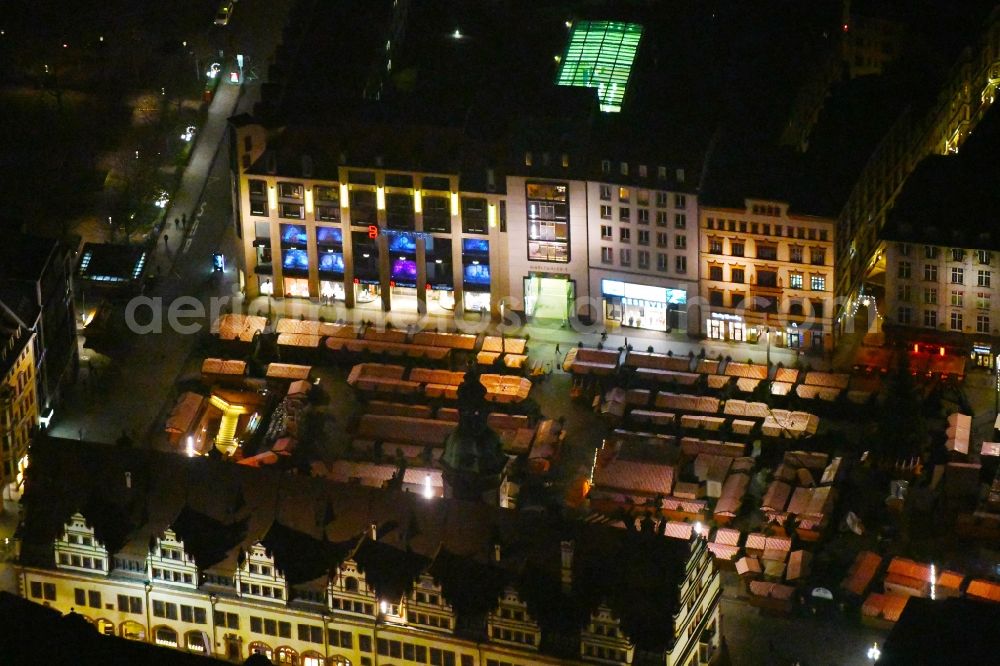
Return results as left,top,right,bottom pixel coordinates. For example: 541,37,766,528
556,21,643,113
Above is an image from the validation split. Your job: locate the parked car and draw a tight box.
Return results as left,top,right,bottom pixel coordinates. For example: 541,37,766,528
214,1,234,26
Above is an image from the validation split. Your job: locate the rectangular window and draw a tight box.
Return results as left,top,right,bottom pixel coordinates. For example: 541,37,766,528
250,617,262,633
656,232,668,247
675,255,687,273
674,193,686,208
637,250,650,269
977,314,990,333
709,266,723,281
978,270,992,287
30,581,42,599
599,185,612,200
978,250,991,265
620,248,631,266
618,187,630,202
952,267,964,284
264,619,277,636
619,227,630,243
600,205,612,219
674,213,686,229
674,235,686,249
279,203,304,220
638,209,650,224
897,306,912,325
601,247,613,264
789,273,803,289
656,210,668,226
898,261,911,279
924,245,939,259
709,238,722,254
788,246,803,263
978,292,991,309
619,207,631,222
810,248,825,265
278,182,303,199
924,264,937,281
951,291,963,307
732,268,745,283
951,312,963,331
756,244,777,260
278,622,291,638
897,284,911,301
657,253,668,272
952,248,965,262
924,288,937,305
359,635,372,653
600,225,612,240
526,183,569,262
810,275,826,291
709,291,724,307
924,309,937,327
637,189,650,205
461,197,489,234
248,179,266,197
656,191,668,207
75,588,86,606
899,242,910,256
731,242,744,257
638,230,649,245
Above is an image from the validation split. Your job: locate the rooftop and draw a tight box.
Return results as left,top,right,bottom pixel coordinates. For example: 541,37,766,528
882,105,1000,250
20,437,700,655
878,596,1000,665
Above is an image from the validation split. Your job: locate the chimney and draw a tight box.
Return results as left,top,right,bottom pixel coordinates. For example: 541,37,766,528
369,522,378,541
560,540,574,592
493,543,501,563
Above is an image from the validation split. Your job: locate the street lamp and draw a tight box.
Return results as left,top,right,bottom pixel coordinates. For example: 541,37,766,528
867,642,881,663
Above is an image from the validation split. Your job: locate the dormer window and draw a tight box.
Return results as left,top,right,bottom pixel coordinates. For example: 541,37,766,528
601,160,611,174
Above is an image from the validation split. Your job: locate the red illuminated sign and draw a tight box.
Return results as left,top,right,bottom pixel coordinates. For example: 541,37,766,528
368,225,379,239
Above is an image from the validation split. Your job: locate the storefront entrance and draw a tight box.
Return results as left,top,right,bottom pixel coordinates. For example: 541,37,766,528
601,279,686,332
524,274,574,321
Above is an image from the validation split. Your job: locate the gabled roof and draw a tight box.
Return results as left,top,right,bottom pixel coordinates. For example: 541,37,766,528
20,437,697,654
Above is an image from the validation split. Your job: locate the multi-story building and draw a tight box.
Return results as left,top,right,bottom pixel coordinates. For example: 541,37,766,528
0,317,37,494
834,5,1000,328
230,121,509,318
585,162,698,333
880,104,1000,367
17,440,723,666
0,233,77,415
697,200,836,352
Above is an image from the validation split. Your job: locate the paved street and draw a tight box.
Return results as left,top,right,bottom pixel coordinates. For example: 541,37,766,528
721,597,886,666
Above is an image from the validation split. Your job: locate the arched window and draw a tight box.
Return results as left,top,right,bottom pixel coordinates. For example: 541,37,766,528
344,576,359,592
329,656,353,666
120,621,145,641
275,646,299,664
95,618,115,636
185,631,207,653
154,626,178,647
788,302,804,316
249,642,273,659
301,651,324,666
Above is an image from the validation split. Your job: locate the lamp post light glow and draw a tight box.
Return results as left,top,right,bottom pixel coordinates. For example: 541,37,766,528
180,125,196,142
207,62,221,79
867,642,881,662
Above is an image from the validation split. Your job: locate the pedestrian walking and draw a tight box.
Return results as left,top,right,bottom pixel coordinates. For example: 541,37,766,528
555,343,561,354
174,217,180,229
181,212,187,227
163,234,169,249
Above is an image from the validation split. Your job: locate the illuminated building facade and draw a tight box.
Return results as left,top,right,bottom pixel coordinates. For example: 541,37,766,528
17,440,723,666
697,200,836,352
835,7,1000,329
230,121,508,317
0,321,37,494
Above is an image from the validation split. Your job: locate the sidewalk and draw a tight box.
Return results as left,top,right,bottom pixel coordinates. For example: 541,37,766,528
150,73,242,276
